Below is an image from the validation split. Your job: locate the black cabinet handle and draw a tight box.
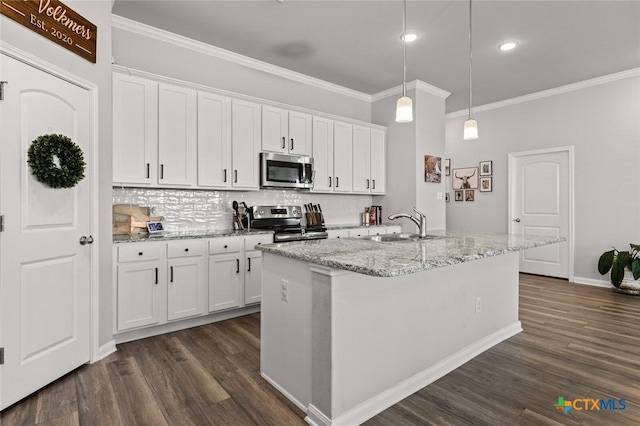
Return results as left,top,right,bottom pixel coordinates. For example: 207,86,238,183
372,179,376,190
290,138,294,151
247,257,251,272
236,259,240,273
234,170,238,183
336,177,339,188
184,248,189,252
282,136,286,149
160,164,164,179
223,169,227,182
170,266,174,283
146,163,150,179
366,179,370,189
224,245,228,249
329,176,332,187
138,252,143,256
155,267,158,284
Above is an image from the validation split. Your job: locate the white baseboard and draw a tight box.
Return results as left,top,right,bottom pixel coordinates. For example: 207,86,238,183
95,340,117,362
572,276,611,288
307,322,522,426
261,372,307,413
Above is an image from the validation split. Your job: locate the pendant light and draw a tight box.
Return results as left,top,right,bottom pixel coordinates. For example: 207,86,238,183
463,0,479,140
395,0,413,123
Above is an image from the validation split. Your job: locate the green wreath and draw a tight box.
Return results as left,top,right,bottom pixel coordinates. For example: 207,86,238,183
27,134,86,189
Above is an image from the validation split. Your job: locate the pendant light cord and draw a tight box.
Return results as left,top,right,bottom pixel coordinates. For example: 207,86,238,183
468,0,473,120
403,0,407,97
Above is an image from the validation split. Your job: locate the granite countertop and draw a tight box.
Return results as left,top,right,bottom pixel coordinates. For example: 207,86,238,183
326,224,392,230
113,229,273,243
255,231,565,277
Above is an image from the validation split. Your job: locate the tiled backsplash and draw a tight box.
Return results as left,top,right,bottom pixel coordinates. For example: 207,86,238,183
113,187,374,231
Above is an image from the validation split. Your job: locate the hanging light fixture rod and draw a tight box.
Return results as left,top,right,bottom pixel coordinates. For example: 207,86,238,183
395,0,413,123
464,0,479,140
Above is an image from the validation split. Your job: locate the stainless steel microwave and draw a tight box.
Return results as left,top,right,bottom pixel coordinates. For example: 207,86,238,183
260,153,314,189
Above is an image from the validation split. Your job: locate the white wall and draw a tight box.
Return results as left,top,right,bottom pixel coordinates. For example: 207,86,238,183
1,1,114,348
111,21,372,122
445,72,640,281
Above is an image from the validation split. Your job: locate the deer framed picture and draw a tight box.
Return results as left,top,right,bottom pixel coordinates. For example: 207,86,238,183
452,167,479,189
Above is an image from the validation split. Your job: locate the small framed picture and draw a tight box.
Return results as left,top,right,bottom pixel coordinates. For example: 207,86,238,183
444,159,451,176
445,192,450,202
454,190,464,201
480,177,493,192
465,189,475,202
479,161,493,176
146,221,164,234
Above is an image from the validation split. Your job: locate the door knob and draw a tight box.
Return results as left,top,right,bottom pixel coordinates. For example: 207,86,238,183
79,235,94,245
513,218,521,223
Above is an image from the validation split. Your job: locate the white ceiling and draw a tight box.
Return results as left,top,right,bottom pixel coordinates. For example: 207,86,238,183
112,1,640,113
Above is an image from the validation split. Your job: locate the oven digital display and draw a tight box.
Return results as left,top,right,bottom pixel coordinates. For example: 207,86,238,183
270,208,288,215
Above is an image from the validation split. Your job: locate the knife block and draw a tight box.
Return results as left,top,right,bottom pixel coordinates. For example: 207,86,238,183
305,212,325,228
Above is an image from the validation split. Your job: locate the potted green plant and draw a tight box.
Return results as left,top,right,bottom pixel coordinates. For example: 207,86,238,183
598,244,640,294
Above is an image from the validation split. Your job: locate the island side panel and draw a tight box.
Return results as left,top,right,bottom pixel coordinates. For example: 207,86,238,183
315,252,521,423
260,252,314,411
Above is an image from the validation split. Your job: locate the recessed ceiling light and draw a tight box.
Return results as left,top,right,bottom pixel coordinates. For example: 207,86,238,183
498,40,519,51
401,32,420,43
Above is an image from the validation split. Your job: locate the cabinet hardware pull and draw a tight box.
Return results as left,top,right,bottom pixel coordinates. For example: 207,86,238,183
336,177,339,188
155,267,158,284
282,136,285,149
236,259,240,273
234,170,238,183
138,252,143,256
160,164,164,179
224,245,228,248
184,248,189,252
146,163,150,179
247,257,251,272
170,266,174,283
366,179,370,189
372,179,376,190
329,176,332,187
290,138,294,150
224,169,227,182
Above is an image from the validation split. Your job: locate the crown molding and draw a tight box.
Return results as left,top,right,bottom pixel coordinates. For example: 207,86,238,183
371,79,450,102
111,14,372,103
446,67,640,119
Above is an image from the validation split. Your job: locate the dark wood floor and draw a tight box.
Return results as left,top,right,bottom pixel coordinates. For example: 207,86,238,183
2,274,640,425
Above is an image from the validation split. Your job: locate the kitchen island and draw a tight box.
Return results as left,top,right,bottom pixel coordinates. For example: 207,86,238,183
256,232,564,426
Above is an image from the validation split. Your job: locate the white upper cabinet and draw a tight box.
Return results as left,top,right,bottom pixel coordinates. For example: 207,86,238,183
370,128,386,194
113,73,158,186
232,99,261,190
352,125,372,193
158,83,198,187
333,121,353,192
311,116,334,192
262,106,312,156
197,91,232,189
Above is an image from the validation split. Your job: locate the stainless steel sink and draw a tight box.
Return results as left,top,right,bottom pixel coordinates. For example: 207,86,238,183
362,233,445,243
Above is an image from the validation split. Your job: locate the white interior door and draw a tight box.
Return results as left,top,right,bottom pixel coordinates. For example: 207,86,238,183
0,54,92,409
509,148,572,279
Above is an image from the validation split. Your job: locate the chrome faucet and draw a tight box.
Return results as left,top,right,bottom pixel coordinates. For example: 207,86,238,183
388,207,428,238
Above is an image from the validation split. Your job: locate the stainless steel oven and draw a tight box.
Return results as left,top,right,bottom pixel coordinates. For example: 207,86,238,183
260,153,314,190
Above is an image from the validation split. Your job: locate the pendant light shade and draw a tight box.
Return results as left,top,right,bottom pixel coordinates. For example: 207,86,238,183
463,0,478,140
396,96,413,123
395,0,413,123
463,118,478,140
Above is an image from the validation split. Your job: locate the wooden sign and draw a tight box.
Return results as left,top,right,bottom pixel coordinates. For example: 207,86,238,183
1,0,97,63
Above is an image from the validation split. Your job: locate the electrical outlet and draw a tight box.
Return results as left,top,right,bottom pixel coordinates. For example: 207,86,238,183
281,279,289,302
475,296,482,313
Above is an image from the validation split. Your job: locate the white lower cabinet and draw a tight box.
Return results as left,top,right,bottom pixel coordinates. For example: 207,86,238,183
167,240,206,321
348,227,370,238
327,229,350,239
208,253,243,313
245,251,263,305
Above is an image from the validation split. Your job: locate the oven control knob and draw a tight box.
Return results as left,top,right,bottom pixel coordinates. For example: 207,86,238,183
258,209,264,215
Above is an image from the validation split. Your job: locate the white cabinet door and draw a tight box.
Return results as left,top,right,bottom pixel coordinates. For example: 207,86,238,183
352,125,371,193
113,73,158,186
311,116,334,192
245,251,263,305
333,121,353,193
370,128,386,194
158,83,197,187
117,262,162,331
262,105,288,153
167,257,206,321
232,99,261,190
348,228,370,238
209,254,243,312
288,111,312,156
197,91,231,188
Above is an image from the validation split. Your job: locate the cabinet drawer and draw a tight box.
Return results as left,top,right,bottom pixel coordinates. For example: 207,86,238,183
327,229,350,239
209,237,243,255
244,234,273,251
167,240,205,258
348,228,370,238
118,244,162,263
368,227,387,236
